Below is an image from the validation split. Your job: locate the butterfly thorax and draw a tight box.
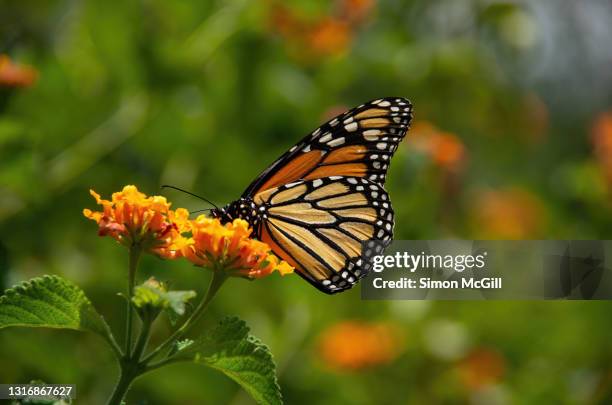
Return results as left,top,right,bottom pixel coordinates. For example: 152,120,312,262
210,197,265,235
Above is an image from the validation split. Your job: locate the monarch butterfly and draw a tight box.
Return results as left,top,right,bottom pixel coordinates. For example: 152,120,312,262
211,97,412,293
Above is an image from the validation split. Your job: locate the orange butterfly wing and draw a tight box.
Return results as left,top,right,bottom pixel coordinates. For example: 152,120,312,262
242,97,412,197
253,176,393,293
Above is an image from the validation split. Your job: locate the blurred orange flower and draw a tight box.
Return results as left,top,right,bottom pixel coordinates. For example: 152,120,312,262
338,0,376,23
591,111,612,185
269,5,303,39
83,185,184,258
471,187,546,239
268,0,376,60
177,216,294,279
0,55,38,88
407,121,467,172
317,321,403,371
307,18,351,56
456,348,506,390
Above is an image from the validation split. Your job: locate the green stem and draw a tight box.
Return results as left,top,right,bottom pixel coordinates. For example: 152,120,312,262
142,270,227,363
106,332,124,361
132,312,154,362
106,361,141,405
142,357,181,374
125,245,141,356
106,245,144,405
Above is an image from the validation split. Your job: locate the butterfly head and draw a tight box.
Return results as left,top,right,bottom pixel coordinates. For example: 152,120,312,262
210,205,231,224
210,197,260,227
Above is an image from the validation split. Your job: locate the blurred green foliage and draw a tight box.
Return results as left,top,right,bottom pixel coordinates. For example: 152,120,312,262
2,0,612,403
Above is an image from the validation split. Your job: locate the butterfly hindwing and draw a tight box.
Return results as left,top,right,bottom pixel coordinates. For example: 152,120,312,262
254,176,394,293
243,97,412,197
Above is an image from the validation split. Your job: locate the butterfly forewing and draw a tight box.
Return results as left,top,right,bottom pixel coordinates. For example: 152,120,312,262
243,97,412,197
254,176,394,293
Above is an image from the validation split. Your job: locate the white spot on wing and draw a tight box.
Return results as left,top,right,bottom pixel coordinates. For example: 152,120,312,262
328,137,345,147
345,122,358,132
319,133,332,143
363,129,381,140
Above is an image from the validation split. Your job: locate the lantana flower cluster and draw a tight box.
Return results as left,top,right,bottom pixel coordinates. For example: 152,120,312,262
83,185,293,279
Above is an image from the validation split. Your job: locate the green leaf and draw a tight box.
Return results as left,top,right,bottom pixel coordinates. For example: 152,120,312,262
132,277,196,317
171,316,282,405
0,275,115,347
165,290,197,316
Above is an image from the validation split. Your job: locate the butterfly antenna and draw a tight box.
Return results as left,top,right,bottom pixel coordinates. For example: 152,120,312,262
161,185,220,210
189,208,214,215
